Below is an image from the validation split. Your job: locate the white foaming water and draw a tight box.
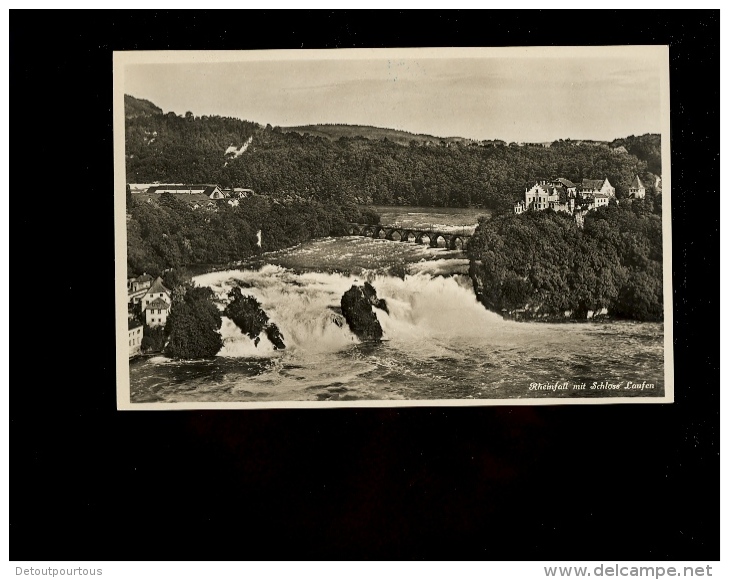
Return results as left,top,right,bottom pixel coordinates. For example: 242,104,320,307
196,266,361,357
372,273,506,342
218,316,278,358
193,265,511,361
406,258,470,277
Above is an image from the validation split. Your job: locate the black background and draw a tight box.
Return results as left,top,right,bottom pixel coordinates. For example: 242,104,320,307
10,10,719,560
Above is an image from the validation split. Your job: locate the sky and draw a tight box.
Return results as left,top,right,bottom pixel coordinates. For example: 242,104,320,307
123,48,665,143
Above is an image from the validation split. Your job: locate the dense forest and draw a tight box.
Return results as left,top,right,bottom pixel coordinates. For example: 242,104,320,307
125,95,662,211
126,189,379,277
164,285,223,359
466,200,664,321
280,123,476,146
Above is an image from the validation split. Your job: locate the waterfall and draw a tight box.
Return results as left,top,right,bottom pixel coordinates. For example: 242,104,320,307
193,265,506,359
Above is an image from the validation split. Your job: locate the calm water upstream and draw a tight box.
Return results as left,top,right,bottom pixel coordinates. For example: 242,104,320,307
130,218,665,403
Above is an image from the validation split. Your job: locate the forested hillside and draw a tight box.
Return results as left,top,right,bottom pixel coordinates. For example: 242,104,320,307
467,200,664,321
125,96,662,210
126,190,378,277
280,123,474,146
610,133,662,175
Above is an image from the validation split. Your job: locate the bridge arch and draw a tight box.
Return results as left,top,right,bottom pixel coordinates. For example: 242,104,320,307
347,224,362,236
374,225,388,239
362,225,377,238
431,233,449,248
346,222,470,250
415,232,431,245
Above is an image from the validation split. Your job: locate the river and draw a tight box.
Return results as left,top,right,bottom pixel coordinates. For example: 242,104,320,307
129,206,665,403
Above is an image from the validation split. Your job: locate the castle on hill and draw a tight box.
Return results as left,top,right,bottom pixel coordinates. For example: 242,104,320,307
513,175,646,217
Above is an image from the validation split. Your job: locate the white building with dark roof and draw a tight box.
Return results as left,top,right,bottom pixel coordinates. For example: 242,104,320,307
146,184,225,199
129,320,143,357
140,277,172,327
550,178,577,197
514,176,614,216
524,182,560,211
128,273,154,305
579,178,615,197
145,297,171,327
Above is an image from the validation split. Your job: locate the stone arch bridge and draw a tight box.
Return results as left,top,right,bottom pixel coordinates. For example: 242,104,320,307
346,223,471,251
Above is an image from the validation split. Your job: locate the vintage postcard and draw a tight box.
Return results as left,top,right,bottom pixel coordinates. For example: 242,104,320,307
114,46,673,409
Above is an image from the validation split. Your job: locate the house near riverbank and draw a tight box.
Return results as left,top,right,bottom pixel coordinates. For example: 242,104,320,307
127,273,154,305
128,319,143,358
145,298,170,327
141,277,172,327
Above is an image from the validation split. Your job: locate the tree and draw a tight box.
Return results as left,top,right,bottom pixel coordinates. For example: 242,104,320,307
165,286,223,359
141,324,166,353
162,268,191,296
468,203,662,321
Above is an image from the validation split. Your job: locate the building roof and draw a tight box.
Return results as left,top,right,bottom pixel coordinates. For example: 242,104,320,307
555,178,576,188
630,175,645,189
147,184,219,193
146,276,170,296
145,297,170,311
528,183,558,195
581,179,605,190
128,319,143,330
594,194,610,199
135,273,154,283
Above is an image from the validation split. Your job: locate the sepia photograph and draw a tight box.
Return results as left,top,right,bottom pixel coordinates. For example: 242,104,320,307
114,46,673,408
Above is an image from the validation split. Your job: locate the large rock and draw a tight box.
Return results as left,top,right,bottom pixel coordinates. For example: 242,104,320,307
225,287,285,349
265,323,286,350
340,283,387,341
361,281,389,314
224,288,269,339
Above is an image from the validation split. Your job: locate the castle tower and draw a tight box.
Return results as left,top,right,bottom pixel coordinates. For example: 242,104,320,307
629,175,646,199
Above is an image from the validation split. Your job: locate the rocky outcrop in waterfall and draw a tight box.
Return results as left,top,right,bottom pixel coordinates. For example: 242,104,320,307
265,323,286,350
224,287,286,349
340,282,388,341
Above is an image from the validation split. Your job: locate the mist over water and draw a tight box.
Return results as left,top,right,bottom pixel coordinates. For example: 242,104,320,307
130,237,664,403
